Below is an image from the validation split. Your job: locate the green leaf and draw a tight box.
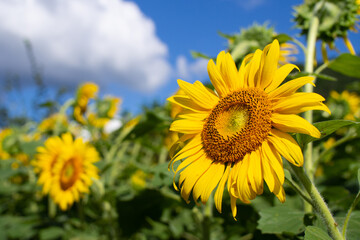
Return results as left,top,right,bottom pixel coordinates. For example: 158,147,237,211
304,226,332,240
190,51,212,60
257,205,305,234
357,168,360,188
314,73,337,81
328,54,360,79
338,211,360,240
296,120,357,149
40,227,64,240
273,34,292,44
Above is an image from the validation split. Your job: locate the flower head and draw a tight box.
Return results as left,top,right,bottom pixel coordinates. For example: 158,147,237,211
0,129,12,160
36,133,99,210
38,114,68,134
329,90,360,120
168,40,330,218
73,82,99,124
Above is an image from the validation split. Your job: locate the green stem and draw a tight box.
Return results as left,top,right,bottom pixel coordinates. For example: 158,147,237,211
48,197,56,218
202,196,213,240
303,0,320,213
284,178,314,208
342,191,360,238
290,165,344,240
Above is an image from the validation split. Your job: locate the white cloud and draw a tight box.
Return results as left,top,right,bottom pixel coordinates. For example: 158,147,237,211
175,55,208,82
0,0,171,92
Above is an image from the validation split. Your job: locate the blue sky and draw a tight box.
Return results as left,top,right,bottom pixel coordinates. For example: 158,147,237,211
0,0,359,118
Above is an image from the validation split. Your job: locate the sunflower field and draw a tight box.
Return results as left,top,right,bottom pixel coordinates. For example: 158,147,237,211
1,1,360,240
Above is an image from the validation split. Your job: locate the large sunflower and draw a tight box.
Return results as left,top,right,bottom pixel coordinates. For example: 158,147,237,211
168,40,330,218
36,133,99,210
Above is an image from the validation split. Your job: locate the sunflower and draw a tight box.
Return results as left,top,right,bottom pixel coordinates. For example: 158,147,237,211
38,113,68,134
36,133,100,210
73,82,99,124
329,90,360,120
168,40,330,218
0,129,12,160
279,42,298,65
37,136,65,194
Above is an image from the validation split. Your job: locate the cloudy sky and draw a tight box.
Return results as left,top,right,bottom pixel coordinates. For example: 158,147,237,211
0,0,359,115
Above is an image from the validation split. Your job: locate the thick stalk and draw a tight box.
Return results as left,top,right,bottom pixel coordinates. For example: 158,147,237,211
303,2,320,213
290,165,344,240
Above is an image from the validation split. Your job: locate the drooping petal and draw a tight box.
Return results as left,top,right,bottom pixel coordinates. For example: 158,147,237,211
247,148,263,195
174,149,206,191
192,161,225,204
214,164,230,213
261,140,284,184
230,195,238,219
179,156,212,203
236,154,256,202
271,113,320,138
268,129,303,167
169,134,202,170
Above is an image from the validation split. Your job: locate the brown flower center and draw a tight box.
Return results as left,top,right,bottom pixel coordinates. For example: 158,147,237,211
201,88,273,163
60,157,82,191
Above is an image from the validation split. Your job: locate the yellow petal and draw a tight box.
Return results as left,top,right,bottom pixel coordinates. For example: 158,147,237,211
223,52,241,91
230,195,238,219
265,64,299,93
238,53,253,89
247,149,263,195
260,39,280,89
170,119,204,134
178,80,219,109
272,113,320,138
236,154,256,202
169,134,202,170
214,164,230,213
177,112,209,121
268,76,315,98
167,95,208,113
179,156,212,203
268,129,303,166
261,141,284,184
192,161,225,204
174,149,206,191
208,58,230,98
273,92,330,114
246,49,262,88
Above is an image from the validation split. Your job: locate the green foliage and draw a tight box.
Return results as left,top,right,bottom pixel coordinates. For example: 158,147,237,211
258,205,305,235
296,120,359,148
304,226,332,240
328,54,360,79
294,0,358,43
